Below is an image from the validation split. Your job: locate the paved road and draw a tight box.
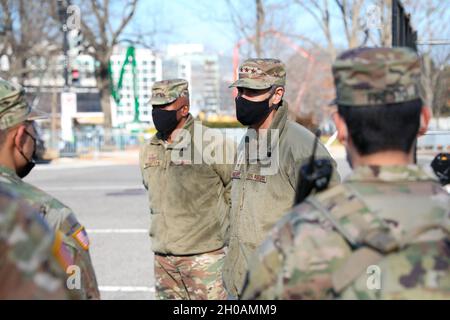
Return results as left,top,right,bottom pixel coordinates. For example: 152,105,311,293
25,152,434,299
27,164,154,300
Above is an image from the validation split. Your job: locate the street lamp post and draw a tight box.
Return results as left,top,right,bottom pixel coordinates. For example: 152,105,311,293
57,0,70,90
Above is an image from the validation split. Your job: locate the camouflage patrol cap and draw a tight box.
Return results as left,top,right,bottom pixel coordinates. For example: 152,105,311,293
150,79,189,106
229,58,286,90
332,47,422,107
0,78,47,130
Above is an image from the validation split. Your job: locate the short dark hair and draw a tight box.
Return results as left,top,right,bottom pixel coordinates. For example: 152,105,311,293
337,99,423,156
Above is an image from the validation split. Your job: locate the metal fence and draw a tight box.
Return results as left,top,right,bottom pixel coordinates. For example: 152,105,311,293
40,130,152,158
39,129,450,159
417,131,450,154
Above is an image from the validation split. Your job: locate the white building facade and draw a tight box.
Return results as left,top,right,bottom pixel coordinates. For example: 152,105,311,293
109,47,162,128
163,44,220,117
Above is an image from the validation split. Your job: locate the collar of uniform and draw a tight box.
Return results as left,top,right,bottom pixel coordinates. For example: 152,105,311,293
0,165,19,180
150,113,194,146
268,101,288,133
345,165,438,183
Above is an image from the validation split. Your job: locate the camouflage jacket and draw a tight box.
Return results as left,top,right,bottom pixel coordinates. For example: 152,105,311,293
139,115,234,255
241,165,450,299
0,184,78,299
0,165,100,299
222,103,340,297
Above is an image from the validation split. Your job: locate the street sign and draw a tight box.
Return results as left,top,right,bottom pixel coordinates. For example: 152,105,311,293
61,91,77,142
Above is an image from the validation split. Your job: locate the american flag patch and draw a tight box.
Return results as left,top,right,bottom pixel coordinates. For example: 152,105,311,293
52,231,74,270
72,227,90,251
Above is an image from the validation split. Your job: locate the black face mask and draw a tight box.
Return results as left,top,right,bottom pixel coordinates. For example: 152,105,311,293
152,106,184,141
17,130,37,178
235,94,277,126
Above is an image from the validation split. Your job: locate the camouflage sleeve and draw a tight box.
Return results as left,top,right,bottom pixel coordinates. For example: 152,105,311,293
58,211,100,300
37,197,100,300
240,214,295,300
241,204,351,300
0,191,71,299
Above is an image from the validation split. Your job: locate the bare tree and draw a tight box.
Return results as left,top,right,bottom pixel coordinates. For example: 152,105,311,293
370,0,392,46
225,0,290,58
52,0,141,130
402,0,450,122
293,0,336,60
0,0,60,83
293,0,371,61
255,0,265,57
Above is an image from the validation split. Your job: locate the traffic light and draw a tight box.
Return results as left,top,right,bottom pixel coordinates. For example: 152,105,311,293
69,28,83,57
71,68,80,85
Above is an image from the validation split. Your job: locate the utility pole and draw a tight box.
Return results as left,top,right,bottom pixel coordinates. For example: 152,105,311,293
57,0,77,155
57,0,70,90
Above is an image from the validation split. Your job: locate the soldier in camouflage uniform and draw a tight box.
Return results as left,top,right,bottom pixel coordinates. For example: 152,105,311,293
0,78,100,299
139,79,234,300
241,47,450,300
222,59,340,298
0,183,77,299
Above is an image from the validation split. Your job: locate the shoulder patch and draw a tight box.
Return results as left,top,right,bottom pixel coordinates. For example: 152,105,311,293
61,213,82,236
52,231,74,270
72,226,90,251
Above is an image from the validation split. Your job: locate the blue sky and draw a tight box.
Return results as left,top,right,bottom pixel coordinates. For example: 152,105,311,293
132,0,238,54
122,0,449,59
129,0,327,55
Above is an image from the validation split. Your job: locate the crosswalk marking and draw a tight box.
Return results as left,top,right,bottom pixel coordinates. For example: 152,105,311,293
87,229,148,234
99,286,155,293
42,185,144,191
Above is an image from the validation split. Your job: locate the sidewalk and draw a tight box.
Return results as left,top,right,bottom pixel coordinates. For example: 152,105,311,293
36,149,140,170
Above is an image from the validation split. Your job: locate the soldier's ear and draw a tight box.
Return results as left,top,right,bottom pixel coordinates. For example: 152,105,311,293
13,124,27,149
272,87,284,105
418,106,431,136
332,112,348,145
182,104,189,116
